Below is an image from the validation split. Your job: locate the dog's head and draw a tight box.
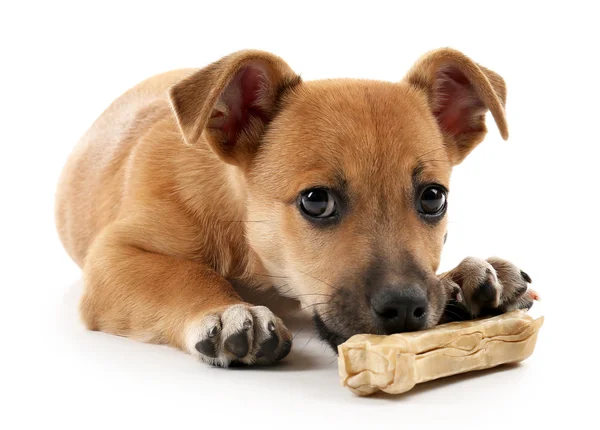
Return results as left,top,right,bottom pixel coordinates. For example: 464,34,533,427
169,48,508,349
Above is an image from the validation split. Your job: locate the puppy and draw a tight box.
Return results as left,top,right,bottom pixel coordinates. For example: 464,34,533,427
55,48,535,367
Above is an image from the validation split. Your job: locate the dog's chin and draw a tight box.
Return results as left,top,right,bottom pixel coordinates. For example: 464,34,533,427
312,313,349,353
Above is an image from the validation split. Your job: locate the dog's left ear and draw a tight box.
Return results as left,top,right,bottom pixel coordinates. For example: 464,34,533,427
169,50,301,167
403,48,508,165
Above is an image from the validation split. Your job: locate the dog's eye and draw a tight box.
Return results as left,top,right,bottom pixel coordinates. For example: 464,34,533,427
418,185,447,216
299,188,337,218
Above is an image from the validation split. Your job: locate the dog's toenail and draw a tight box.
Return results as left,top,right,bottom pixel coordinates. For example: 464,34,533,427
243,319,252,330
521,270,532,283
208,326,218,338
257,332,279,361
195,339,217,357
267,321,275,332
278,340,292,360
224,331,250,358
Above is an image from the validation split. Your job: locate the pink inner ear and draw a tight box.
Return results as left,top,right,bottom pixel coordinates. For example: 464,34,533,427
213,64,270,146
433,67,485,138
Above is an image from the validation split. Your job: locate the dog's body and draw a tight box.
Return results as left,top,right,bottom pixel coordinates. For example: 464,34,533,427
56,49,535,367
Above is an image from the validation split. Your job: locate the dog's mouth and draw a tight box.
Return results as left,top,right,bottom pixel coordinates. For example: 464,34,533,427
313,300,473,353
312,313,348,353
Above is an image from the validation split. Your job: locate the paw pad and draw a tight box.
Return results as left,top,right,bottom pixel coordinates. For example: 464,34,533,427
188,304,292,367
224,331,250,358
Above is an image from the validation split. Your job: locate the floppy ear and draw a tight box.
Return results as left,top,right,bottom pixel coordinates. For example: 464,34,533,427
403,48,508,165
169,50,301,166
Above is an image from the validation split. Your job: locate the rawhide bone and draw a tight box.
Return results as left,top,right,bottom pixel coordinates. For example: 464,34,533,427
338,310,544,396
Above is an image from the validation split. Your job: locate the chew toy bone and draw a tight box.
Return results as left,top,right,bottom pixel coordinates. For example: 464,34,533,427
338,310,543,396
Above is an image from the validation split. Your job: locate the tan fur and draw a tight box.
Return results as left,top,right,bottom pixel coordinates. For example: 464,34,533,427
55,48,517,360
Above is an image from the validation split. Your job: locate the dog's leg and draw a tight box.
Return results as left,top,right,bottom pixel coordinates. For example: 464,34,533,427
439,257,537,322
80,224,292,367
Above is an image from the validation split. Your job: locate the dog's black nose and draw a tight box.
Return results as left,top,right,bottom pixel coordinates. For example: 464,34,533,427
371,286,428,334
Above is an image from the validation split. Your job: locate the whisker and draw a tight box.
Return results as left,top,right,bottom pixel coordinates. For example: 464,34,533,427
296,268,341,293
299,301,330,310
327,355,339,365
287,301,330,318
443,305,463,316
316,308,335,318
442,304,471,322
442,310,464,322
415,147,448,163
317,314,342,329
266,284,290,301
251,273,290,279
287,292,334,300
276,285,293,296
292,327,305,341
265,288,334,305
301,331,320,352
216,220,268,223
441,270,474,284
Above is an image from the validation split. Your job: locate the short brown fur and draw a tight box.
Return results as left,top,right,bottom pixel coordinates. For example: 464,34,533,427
56,48,533,366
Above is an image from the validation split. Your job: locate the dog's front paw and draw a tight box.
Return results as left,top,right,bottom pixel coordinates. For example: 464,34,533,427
185,304,292,367
443,257,539,319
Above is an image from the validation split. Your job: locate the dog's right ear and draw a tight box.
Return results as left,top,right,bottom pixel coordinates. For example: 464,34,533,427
169,50,301,167
403,48,508,165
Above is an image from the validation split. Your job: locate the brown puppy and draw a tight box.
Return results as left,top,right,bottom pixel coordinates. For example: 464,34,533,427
55,48,535,367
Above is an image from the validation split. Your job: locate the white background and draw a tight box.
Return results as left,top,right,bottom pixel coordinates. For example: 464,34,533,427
1,1,598,428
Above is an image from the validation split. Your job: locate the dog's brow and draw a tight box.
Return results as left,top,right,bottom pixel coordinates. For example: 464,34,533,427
334,173,348,193
282,171,348,205
412,162,424,181
411,161,449,190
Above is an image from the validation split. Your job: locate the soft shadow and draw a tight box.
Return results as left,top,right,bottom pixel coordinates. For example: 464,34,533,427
366,363,524,401
58,279,337,372
225,349,336,372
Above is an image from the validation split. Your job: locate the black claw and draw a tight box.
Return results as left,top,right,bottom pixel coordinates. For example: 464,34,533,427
243,319,252,330
195,339,217,358
267,321,276,332
521,270,532,283
278,340,292,360
224,331,250,358
473,281,497,305
208,325,219,338
256,332,279,360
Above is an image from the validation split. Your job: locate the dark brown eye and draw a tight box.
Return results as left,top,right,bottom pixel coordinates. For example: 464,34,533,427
299,188,336,218
418,186,447,216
